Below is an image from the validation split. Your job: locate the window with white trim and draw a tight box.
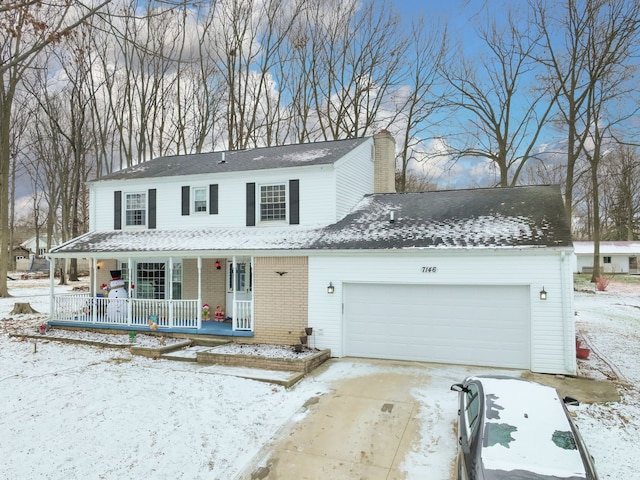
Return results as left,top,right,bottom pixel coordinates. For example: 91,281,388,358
125,192,146,226
260,183,286,222
193,187,207,213
603,256,612,264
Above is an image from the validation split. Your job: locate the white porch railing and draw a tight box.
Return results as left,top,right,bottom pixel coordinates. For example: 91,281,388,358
233,300,253,331
52,294,199,329
52,293,252,331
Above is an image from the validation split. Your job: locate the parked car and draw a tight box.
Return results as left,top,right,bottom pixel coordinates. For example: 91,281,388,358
450,376,599,480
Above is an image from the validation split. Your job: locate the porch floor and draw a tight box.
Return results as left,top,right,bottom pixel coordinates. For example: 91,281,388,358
47,319,253,337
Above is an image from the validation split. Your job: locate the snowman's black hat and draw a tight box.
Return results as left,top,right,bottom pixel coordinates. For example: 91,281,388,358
110,270,121,279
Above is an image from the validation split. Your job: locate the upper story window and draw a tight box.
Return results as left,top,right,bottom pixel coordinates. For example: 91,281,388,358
125,192,146,227
193,187,208,213
260,183,287,222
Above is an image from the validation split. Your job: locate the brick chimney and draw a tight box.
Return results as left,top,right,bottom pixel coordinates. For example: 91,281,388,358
373,130,396,193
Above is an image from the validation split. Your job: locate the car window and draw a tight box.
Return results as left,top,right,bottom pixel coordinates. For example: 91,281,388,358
465,384,480,439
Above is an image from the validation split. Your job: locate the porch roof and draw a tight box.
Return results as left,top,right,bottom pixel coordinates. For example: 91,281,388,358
50,185,572,256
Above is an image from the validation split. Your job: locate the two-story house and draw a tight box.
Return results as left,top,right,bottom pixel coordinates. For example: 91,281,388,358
48,132,577,375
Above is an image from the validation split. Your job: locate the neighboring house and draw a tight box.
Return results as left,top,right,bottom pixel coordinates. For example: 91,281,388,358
572,241,640,274
10,245,31,269
48,132,577,375
21,236,57,257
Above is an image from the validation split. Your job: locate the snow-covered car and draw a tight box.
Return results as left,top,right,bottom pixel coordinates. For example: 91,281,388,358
450,376,599,480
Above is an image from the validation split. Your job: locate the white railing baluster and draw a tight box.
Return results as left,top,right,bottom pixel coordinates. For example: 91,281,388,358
51,295,229,332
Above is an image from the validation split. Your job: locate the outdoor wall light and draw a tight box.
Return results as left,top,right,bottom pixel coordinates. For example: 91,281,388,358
327,282,335,294
215,260,221,270
540,287,547,300
96,261,103,270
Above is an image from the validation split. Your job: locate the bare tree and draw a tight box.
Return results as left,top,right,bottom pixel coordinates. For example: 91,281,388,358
601,146,640,240
392,16,448,192
533,0,640,230
297,0,404,141
439,7,557,187
0,0,109,297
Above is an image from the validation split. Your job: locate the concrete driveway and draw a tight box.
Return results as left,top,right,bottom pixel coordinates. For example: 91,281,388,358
239,358,618,480
241,358,462,480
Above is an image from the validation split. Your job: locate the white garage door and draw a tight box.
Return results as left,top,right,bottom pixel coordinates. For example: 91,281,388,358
344,283,530,369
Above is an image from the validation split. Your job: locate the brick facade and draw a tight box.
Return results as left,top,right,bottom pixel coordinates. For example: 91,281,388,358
252,256,308,345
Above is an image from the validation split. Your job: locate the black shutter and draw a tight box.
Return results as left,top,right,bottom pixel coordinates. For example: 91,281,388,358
114,191,122,230
210,184,218,215
181,186,190,216
148,189,156,229
289,179,300,225
246,183,255,226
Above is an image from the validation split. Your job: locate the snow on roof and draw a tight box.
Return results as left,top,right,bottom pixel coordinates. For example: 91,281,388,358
95,138,369,181
315,185,572,250
573,241,640,255
50,185,572,256
476,377,587,479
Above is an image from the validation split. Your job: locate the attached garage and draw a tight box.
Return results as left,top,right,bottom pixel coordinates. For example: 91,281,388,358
343,283,530,369
309,185,576,375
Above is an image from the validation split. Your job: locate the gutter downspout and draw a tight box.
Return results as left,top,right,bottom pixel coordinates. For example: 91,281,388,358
561,250,576,375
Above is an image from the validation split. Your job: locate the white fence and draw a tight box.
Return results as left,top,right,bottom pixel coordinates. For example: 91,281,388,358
52,294,254,331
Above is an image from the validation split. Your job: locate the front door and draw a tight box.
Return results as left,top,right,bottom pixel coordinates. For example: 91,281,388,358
225,259,252,318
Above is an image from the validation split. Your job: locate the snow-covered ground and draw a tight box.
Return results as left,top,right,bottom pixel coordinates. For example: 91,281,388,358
1,275,638,479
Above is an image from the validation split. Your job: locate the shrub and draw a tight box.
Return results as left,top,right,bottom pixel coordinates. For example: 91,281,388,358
595,277,610,291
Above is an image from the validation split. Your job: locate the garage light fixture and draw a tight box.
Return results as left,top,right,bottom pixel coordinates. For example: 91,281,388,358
540,287,547,300
327,282,335,294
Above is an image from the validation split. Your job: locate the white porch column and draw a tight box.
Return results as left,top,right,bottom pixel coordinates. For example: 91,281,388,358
197,257,202,329
49,257,55,320
92,258,98,324
232,255,237,330
250,256,254,332
127,258,133,326
168,257,174,328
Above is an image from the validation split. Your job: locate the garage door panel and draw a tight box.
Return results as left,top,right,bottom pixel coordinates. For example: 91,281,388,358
344,284,530,369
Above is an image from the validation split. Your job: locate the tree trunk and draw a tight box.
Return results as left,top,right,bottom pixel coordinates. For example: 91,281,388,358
10,302,39,314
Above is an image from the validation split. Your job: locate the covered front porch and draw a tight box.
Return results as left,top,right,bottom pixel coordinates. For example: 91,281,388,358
47,254,254,335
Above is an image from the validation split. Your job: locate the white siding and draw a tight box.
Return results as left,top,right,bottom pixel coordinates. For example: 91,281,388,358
308,249,575,375
574,253,631,274
335,138,375,220
90,165,337,232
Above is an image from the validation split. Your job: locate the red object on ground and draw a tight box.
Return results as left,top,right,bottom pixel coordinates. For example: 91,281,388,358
576,347,590,359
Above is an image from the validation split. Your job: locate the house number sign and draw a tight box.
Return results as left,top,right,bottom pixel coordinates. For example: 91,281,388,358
421,266,438,273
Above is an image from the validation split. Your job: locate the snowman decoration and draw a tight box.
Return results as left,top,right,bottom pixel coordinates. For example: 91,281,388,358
105,270,128,321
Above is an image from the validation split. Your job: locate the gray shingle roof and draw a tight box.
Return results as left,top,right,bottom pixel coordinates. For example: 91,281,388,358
50,185,572,255
96,137,370,181
316,184,572,249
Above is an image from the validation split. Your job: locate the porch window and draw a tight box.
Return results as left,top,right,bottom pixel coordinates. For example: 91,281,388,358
260,184,286,222
125,192,147,226
193,187,207,213
603,256,612,264
135,262,164,299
